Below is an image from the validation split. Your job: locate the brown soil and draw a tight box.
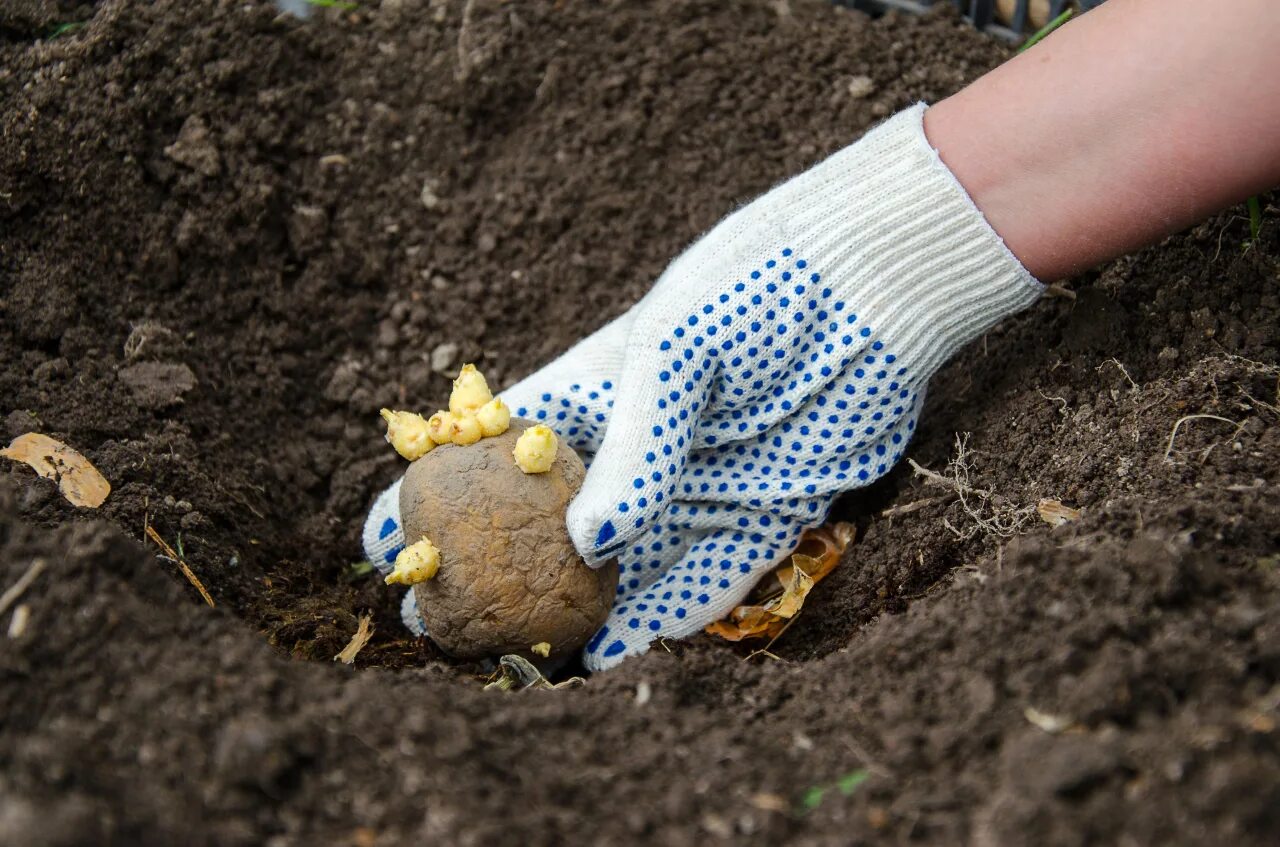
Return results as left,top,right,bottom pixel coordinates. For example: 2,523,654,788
1,1,1277,844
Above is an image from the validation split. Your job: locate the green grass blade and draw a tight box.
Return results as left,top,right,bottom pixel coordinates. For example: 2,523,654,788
1246,196,1262,243
48,21,85,39
799,786,826,812
344,560,375,582
306,0,359,9
836,769,870,795
1018,8,1074,54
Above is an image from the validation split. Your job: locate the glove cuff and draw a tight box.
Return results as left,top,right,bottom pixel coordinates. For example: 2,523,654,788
776,103,1044,380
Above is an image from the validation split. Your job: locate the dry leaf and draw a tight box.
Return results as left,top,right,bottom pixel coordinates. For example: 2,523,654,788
1,433,110,508
705,522,855,642
705,610,773,641
705,568,813,641
1037,499,1081,527
771,566,814,619
334,613,374,664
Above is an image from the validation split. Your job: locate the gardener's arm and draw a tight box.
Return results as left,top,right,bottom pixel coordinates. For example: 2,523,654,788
926,0,1280,282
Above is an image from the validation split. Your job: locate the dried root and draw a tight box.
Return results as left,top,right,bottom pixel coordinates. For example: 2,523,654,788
909,434,1036,541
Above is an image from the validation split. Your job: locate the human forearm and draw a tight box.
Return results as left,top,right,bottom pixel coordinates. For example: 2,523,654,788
925,0,1280,282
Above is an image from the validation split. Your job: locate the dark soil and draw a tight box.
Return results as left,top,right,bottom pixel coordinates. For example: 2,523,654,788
2,1,1278,844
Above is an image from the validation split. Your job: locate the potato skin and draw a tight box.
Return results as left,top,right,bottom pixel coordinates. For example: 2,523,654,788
400,419,618,661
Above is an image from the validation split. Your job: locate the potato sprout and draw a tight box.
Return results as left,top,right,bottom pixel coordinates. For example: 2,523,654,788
426,411,455,445
379,409,435,460
513,424,558,474
476,397,511,437
448,363,493,416
449,412,483,446
385,537,441,586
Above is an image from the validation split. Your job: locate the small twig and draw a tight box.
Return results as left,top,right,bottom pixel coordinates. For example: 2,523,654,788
0,558,47,617
456,0,476,82
742,611,803,662
1242,390,1280,419
1137,388,1174,417
900,581,948,602
743,648,786,663
764,616,799,652
145,525,215,608
878,496,946,520
1163,414,1245,463
942,516,974,540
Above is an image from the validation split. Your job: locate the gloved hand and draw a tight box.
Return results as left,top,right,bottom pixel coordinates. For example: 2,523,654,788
359,314,634,638
362,104,1042,669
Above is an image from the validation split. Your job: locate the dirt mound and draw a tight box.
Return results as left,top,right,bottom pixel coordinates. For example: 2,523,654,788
1,1,1278,843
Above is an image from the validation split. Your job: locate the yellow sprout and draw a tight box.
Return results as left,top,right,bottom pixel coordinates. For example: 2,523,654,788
449,412,482,446
426,411,455,445
531,641,551,658
513,424,558,473
448,364,493,416
385,538,441,586
476,397,511,437
379,409,435,460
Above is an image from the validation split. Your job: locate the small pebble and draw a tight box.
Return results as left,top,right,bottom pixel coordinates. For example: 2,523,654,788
324,362,361,403
420,179,442,209
847,75,875,99
430,342,459,373
377,320,400,349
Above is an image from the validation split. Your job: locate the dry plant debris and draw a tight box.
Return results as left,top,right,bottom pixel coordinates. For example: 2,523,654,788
144,525,215,608
908,434,1036,540
1163,413,1246,464
1036,499,1082,527
7,605,31,639
1023,706,1076,734
334,613,375,664
1,433,111,508
483,654,584,692
705,523,855,642
0,558,47,618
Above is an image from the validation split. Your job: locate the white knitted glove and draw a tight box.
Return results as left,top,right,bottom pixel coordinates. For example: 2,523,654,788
362,104,1042,669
